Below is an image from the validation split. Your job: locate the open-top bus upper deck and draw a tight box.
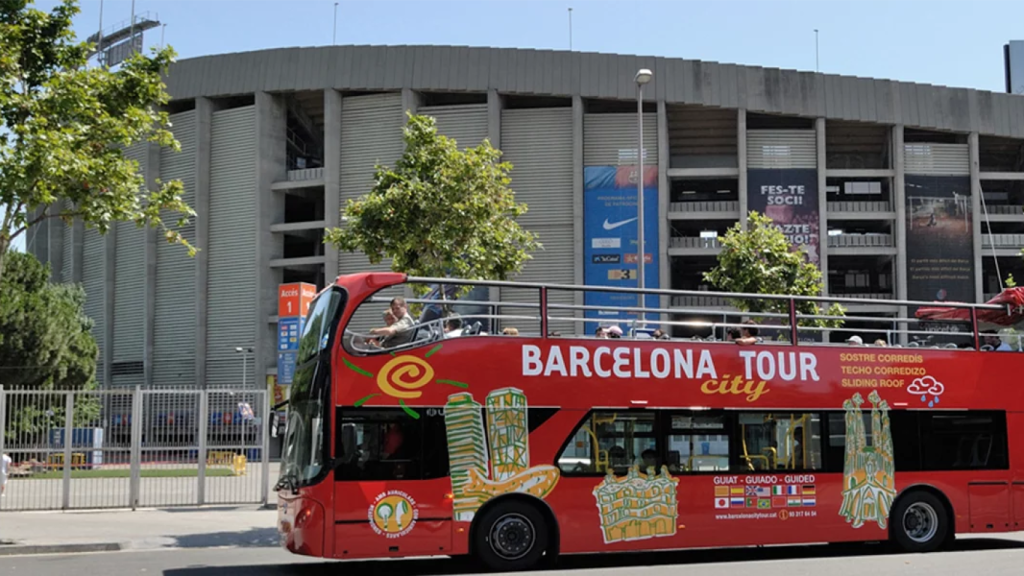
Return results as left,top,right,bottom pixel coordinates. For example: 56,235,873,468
331,272,1024,412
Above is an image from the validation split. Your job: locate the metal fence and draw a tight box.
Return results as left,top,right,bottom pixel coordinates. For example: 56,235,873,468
0,386,271,511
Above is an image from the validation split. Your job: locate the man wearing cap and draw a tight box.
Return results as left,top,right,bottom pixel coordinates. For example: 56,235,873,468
847,335,864,346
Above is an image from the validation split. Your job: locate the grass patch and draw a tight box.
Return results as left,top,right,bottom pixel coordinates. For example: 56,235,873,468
19,468,237,480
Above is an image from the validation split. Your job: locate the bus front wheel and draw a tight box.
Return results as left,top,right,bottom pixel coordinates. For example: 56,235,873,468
474,501,550,572
891,491,949,553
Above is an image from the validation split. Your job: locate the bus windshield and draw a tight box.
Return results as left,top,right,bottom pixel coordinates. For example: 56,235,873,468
279,287,345,489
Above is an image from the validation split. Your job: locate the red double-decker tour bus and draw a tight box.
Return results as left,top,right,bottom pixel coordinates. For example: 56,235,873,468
277,272,1024,571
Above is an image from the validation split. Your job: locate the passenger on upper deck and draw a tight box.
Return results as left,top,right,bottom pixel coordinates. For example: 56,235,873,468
984,333,1012,351
652,329,670,340
369,297,415,347
734,320,760,346
847,335,864,346
367,309,396,348
443,315,463,339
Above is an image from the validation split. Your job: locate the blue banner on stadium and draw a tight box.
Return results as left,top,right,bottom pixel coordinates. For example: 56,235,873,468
583,165,660,330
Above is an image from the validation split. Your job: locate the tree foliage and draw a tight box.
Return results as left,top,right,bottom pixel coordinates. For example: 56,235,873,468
1,251,100,439
0,0,195,281
325,113,540,296
704,211,845,330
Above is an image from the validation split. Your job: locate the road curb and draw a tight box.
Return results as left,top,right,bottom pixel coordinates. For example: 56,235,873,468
0,542,123,556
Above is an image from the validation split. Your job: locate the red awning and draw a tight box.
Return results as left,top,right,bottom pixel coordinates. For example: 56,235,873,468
914,287,1024,326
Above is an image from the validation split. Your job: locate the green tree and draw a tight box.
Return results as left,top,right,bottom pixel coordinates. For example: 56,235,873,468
325,113,540,297
0,0,195,282
703,211,845,331
0,251,100,439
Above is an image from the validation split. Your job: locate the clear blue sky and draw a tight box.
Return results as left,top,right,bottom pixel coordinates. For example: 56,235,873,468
12,0,1024,252
44,0,1024,91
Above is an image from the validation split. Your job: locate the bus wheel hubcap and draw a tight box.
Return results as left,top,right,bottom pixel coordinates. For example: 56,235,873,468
490,513,535,560
903,502,939,543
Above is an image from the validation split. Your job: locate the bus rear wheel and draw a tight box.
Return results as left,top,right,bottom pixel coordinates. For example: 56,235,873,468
891,491,949,553
474,501,549,572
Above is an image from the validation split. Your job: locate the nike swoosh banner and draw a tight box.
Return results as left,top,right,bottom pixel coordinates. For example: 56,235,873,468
583,165,660,329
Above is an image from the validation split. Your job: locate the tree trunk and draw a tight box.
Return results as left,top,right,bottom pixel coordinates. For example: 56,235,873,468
0,236,8,286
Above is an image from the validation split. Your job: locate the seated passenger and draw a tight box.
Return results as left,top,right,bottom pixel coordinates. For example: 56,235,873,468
444,316,464,339
652,328,670,340
640,449,659,472
847,335,864,346
503,327,519,336
735,320,759,346
605,325,623,339
370,297,415,347
985,334,1012,351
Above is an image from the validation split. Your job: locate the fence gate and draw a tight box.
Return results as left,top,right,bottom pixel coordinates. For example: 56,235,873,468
0,386,270,511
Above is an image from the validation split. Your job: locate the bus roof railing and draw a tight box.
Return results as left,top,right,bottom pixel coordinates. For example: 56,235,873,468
370,295,975,328
337,274,1021,350
405,275,1007,312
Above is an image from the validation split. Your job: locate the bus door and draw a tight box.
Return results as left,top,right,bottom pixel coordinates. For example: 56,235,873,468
333,407,453,558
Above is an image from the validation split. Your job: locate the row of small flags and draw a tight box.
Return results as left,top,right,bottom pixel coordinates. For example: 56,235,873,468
713,485,816,509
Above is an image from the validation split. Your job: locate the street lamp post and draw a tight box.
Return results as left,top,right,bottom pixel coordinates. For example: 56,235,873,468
634,68,653,326
235,347,253,389
333,2,339,44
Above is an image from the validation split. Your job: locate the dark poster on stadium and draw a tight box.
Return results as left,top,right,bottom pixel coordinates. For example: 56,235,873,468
905,176,975,337
746,169,820,268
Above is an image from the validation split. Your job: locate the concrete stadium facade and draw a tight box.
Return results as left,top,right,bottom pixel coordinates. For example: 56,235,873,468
26,45,1024,389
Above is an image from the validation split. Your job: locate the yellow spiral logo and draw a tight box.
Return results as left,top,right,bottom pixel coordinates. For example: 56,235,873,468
376,356,435,399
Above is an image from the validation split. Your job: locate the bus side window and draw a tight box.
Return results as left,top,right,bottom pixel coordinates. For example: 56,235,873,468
556,411,656,476
736,412,822,472
919,411,1007,471
824,410,923,473
666,413,729,474
335,409,448,481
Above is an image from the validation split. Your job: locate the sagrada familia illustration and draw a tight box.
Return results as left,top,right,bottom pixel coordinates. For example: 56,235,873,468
839,390,897,529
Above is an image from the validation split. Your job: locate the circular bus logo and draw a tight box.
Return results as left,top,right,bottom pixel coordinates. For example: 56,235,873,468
369,491,418,538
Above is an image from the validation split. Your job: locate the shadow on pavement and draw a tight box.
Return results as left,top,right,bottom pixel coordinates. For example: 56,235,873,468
173,527,280,549
162,537,1024,576
162,506,265,514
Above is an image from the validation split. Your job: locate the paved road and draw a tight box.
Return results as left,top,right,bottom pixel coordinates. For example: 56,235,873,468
4,535,1024,576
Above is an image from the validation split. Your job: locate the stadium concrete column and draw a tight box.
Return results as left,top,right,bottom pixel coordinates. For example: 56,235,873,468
103,203,116,388
657,100,669,321
47,204,64,282
195,97,214,388
815,118,828,295
572,94,584,314
143,141,161,388
400,89,421,303
968,132,983,301
893,124,908,345
323,89,343,283
71,217,84,283
489,89,505,309
402,88,422,116
737,108,748,229
255,92,287,387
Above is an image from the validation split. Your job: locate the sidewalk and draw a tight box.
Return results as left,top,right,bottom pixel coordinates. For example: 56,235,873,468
0,505,279,556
